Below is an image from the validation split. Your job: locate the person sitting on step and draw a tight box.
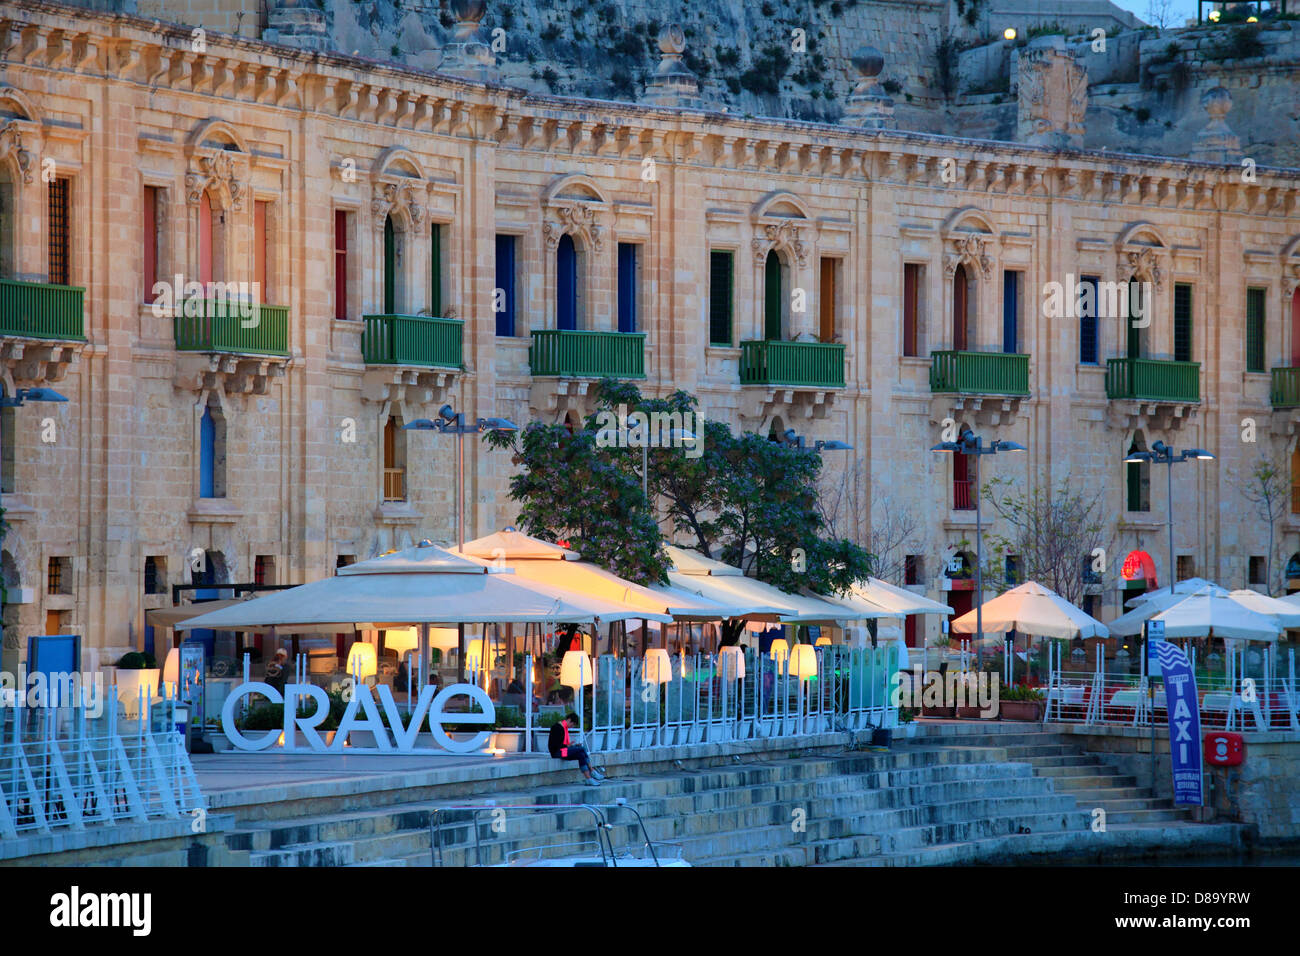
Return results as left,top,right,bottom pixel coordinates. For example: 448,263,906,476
548,711,603,786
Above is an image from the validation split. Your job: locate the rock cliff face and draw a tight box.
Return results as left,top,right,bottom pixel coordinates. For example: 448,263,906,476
112,1,1300,165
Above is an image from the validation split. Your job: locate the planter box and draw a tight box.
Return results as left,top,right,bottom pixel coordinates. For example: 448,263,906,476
999,700,1045,721
955,706,984,719
923,705,955,718
492,730,529,753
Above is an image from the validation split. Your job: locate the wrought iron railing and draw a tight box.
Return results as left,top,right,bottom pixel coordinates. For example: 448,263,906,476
1105,357,1200,403
739,340,846,388
361,314,463,368
929,350,1029,396
0,278,86,340
529,329,646,378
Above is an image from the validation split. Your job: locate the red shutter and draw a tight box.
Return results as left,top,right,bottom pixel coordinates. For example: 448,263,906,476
334,210,348,320
143,186,158,303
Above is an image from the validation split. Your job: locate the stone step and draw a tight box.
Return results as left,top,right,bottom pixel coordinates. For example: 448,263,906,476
250,841,355,867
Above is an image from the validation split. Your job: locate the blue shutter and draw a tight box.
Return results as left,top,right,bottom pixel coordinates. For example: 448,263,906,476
617,243,637,333
1079,275,1099,364
199,406,215,499
495,235,515,337
557,235,577,330
1002,271,1019,353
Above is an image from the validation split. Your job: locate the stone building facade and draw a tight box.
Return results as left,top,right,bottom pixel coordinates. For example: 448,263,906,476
2,0,1300,667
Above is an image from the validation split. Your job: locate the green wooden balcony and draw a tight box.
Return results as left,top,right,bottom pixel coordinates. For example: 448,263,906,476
0,278,86,341
739,340,845,388
1105,357,1200,403
529,329,646,378
362,314,463,369
1271,367,1300,409
929,350,1029,396
174,299,289,356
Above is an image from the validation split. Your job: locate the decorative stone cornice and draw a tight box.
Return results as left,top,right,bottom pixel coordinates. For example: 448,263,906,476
944,234,994,281
543,203,602,252
185,149,245,209
751,220,807,268
0,119,33,183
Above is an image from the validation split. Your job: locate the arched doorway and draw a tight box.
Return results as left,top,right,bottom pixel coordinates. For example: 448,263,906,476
1291,288,1300,368
764,250,783,340
557,234,578,330
952,263,971,350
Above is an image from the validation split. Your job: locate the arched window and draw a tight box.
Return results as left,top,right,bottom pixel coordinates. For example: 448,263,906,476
1126,434,1150,513
764,250,783,340
0,162,13,278
199,399,226,499
556,234,578,330
952,263,971,351
383,214,397,314
199,191,215,287
0,384,13,494
953,439,974,510
383,414,406,502
1291,288,1300,369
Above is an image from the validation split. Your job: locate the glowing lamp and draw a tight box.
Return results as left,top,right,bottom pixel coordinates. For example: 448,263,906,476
815,636,831,647
346,641,378,680
642,648,672,684
561,650,594,688
385,627,418,655
718,645,746,680
789,644,819,680
1003,27,1017,40
162,647,180,694
429,627,461,650
1209,9,1221,20
466,637,496,671
768,638,789,667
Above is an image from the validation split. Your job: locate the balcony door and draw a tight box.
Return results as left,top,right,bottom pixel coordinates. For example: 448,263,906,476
557,234,578,331
383,215,396,314
952,264,969,351
764,250,783,341
1126,279,1144,359
1292,289,1300,368
1002,270,1019,353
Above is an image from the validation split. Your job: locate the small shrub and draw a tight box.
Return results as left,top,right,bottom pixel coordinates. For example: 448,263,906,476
761,1,775,15
882,78,902,94
542,67,559,90
1134,106,1151,123
540,23,561,43
717,47,740,68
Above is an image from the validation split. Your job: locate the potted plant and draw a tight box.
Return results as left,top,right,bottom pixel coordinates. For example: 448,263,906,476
115,652,160,717
898,706,918,738
490,706,526,752
998,684,1046,721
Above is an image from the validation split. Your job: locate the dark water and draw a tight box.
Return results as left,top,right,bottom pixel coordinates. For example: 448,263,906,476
1020,850,1300,867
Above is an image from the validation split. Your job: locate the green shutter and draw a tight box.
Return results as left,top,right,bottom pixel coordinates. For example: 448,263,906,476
764,251,782,341
709,250,733,346
1127,461,1142,512
1246,288,1265,373
1174,284,1192,363
383,216,396,315
430,224,442,317
1126,280,1142,359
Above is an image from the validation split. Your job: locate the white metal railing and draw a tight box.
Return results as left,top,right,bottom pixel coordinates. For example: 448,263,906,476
1045,643,1300,733
1,681,205,839
558,645,898,755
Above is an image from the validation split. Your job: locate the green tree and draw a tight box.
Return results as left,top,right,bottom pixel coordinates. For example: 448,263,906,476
491,380,872,595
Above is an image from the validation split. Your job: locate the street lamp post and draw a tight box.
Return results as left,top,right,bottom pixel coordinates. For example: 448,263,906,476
0,387,69,673
404,404,518,553
1122,441,1216,599
1121,440,1214,794
931,429,1026,683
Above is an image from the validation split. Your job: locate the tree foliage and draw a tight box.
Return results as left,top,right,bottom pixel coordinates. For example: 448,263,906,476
979,476,1113,607
487,380,873,594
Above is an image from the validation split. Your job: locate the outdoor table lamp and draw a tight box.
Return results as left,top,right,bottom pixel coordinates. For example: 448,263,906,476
384,627,418,656
429,627,461,650
561,650,594,688
162,647,180,696
346,641,378,682
643,648,672,684
466,637,497,673
769,638,789,667
789,644,819,680
718,645,746,681
814,636,831,647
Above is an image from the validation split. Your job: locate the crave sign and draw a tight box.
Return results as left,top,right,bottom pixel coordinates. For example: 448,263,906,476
221,681,496,754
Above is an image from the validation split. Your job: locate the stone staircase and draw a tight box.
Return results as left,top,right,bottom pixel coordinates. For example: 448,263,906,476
210,721,1243,867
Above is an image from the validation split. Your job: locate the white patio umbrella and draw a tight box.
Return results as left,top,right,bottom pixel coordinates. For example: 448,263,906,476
1124,577,1223,608
1227,589,1300,629
949,581,1108,641
848,578,954,616
1148,591,1282,642
1108,584,1230,637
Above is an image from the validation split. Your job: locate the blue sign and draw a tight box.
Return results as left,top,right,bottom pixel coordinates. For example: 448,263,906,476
1153,640,1203,806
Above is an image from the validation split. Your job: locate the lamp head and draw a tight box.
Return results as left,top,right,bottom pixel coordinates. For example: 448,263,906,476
1186,448,1216,461
16,387,69,403
782,429,798,445
930,442,960,453
992,440,1026,452
478,417,518,432
816,439,853,451
1151,440,1171,456
403,418,440,431
437,404,458,423
1123,451,1152,464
